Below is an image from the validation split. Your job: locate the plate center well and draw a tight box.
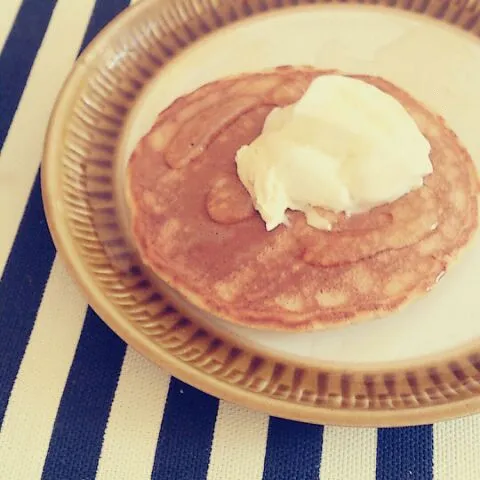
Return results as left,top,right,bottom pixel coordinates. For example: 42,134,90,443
121,4,480,363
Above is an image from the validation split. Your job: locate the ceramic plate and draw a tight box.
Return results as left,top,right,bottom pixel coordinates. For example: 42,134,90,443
42,0,480,426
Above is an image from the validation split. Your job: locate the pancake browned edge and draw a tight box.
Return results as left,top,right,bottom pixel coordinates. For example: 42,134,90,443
126,66,479,332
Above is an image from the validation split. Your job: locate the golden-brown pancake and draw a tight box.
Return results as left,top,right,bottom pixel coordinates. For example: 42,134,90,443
127,66,479,331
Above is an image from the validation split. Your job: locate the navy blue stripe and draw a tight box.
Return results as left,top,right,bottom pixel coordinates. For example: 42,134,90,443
77,0,131,53
0,0,130,429
0,172,56,425
262,418,323,480
376,426,433,480
0,0,57,151
151,378,219,480
41,308,127,480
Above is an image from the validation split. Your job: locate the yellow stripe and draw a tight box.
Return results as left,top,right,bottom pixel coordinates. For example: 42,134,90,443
207,403,269,480
0,0,22,52
96,348,170,480
319,426,377,480
0,0,96,277
434,417,480,480
0,258,87,478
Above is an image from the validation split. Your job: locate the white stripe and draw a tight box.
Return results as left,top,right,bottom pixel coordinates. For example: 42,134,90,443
319,426,377,480
0,0,22,52
207,403,269,480
96,348,170,480
0,257,87,479
0,0,96,278
434,416,480,480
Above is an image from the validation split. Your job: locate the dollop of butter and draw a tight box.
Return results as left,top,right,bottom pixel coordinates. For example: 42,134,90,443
235,75,432,231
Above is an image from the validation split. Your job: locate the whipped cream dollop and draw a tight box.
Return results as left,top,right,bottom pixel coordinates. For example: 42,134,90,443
235,74,432,231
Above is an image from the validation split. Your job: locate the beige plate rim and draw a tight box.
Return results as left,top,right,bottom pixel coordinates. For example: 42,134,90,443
42,0,480,426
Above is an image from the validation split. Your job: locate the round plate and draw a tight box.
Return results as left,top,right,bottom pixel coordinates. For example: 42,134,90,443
42,0,480,426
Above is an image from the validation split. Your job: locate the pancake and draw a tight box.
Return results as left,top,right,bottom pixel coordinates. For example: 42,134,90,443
127,66,479,331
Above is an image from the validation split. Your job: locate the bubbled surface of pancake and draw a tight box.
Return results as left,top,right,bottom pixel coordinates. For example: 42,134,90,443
127,67,479,331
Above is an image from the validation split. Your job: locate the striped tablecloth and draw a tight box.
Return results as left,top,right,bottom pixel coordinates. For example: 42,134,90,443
1,1,480,479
